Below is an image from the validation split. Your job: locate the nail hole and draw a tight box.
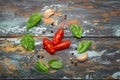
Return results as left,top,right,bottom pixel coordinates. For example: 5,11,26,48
75,47,77,50
51,22,54,26
51,30,54,33
71,53,74,55
41,55,44,59
37,55,40,58
64,15,67,20
71,61,74,64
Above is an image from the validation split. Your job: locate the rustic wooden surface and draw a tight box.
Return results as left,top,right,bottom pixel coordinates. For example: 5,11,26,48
0,0,120,79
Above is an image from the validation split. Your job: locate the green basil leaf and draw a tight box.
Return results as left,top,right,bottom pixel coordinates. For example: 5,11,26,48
77,40,92,53
48,60,63,69
26,13,42,30
70,23,82,38
20,34,35,51
35,61,49,73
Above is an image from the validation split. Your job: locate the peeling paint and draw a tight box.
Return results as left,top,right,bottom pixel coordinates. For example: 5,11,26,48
115,28,120,36
112,72,120,79
116,59,120,62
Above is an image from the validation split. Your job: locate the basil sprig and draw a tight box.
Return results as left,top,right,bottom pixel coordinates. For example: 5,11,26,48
70,23,82,38
35,61,49,73
26,13,42,30
48,60,63,69
77,40,92,53
20,34,35,51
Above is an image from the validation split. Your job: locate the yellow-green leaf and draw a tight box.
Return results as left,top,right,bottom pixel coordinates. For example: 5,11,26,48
26,13,42,30
20,34,35,51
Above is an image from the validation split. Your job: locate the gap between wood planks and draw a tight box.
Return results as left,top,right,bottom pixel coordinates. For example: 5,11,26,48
0,36,120,38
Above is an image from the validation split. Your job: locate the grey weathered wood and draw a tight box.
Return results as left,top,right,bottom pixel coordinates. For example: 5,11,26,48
0,0,120,79
0,0,120,37
0,37,120,79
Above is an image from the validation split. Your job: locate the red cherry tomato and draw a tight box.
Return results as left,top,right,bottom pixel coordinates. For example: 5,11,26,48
52,28,64,45
43,38,55,54
54,40,71,51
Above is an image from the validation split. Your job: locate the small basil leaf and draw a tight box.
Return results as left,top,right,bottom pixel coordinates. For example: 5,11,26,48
77,40,92,53
48,60,63,69
70,23,82,38
26,13,42,30
35,61,49,73
77,42,83,53
20,34,35,51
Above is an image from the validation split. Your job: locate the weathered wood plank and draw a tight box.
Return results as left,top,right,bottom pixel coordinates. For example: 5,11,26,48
0,37,120,79
0,0,120,36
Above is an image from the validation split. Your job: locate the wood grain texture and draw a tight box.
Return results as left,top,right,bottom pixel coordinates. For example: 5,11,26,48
0,0,120,79
0,37,120,79
0,0,120,36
